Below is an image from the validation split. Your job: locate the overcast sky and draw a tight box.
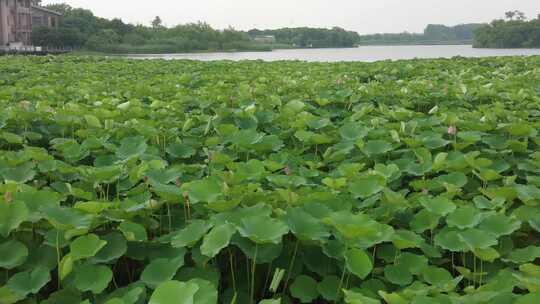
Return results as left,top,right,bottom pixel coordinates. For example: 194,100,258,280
42,0,539,34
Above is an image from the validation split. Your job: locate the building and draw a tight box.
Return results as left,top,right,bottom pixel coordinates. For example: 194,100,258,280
0,0,61,47
31,5,61,30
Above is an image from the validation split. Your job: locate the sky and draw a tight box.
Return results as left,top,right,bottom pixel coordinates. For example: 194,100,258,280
42,0,540,34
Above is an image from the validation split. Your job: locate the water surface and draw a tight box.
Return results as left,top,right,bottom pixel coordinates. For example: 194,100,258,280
126,45,540,62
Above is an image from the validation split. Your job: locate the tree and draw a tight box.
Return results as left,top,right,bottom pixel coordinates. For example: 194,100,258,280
516,11,526,21
505,10,526,21
152,16,163,29
505,11,516,20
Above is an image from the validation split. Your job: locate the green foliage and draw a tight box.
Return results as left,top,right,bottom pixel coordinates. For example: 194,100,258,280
358,23,484,45
0,55,539,303
474,16,540,48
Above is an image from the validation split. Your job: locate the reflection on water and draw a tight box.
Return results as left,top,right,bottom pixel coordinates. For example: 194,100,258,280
125,45,540,62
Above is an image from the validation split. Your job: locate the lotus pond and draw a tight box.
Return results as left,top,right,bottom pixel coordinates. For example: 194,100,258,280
0,56,539,304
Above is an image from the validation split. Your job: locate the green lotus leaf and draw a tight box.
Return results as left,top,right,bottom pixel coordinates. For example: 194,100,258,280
422,267,454,287
189,278,218,304
434,228,468,252
15,189,62,222
84,114,102,128
233,159,267,182
391,229,423,249
82,165,122,184
1,163,35,183
362,140,393,156
259,300,281,304
59,254,73,281
348,175,386,199
92,232,128,263
19,244,56,272
103,284,145,304
285,208,330,242
0,240,28,269
396,252,428,275
237,215,289,244
474,169,502,182
384,263,413,286
7,266,51,296
146,168,182,185
141,257,185,288
422,136,450,149
42,205,93,230
473,195,505,210
515,184,540,205
74,263,113,294
290,275,319,303
419,196,456,216
435,172,468,188
116,136,148,159
119,221,148,242
478,213,521,237
529,214,540,233
182,178,222,204
149,281,199,304
231,236,283,264
503,246,540,263
340,123,369,141
345,248,373,279
166,142,196,159
410,209,440,233
200,223,236,258
343,289,381,304
446,206,483,229
41,288,81,304
70,234,108,261
253,135,284,152
317,275,340,301
514,293,540,304
229,129,264,149
473,247,500,262
0,286,25,304
458,131,484,142
171,220,212,248
0,201,28,237
324,211,394,247
457,228,498,250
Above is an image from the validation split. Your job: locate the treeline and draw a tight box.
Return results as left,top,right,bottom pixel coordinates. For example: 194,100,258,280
247,27,360,48
32,4,363,53
32,4,268,53
474,13,540,48
357,23,484,45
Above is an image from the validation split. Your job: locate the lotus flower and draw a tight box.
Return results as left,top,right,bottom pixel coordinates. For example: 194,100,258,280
447,125,457,135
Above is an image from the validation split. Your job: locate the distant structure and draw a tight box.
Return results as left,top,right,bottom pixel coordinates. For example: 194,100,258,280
31,5,61,30
0,0,61,47
252,35,276,44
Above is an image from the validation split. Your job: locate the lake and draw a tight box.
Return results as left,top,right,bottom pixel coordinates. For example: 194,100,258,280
126,45,540,62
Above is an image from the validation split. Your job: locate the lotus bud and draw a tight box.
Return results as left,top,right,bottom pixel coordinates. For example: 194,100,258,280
447,125,457,135
284,166,291,176
176,178,182,187
4,191,13,203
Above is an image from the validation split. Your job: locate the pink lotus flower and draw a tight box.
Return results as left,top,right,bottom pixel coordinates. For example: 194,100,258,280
447,125,457,135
